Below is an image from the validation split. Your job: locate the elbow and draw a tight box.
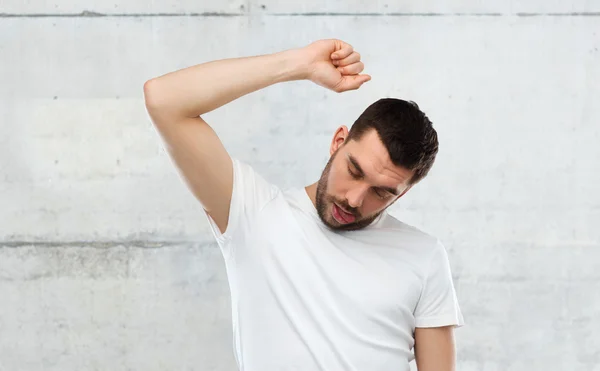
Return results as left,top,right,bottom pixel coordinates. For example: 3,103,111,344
144,78,174,116
143,79,184,127
143,78,161,112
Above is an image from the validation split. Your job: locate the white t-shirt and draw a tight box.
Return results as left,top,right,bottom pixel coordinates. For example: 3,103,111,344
205,159,464,371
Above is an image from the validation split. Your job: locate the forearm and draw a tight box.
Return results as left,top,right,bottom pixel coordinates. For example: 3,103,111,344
144,49,307,118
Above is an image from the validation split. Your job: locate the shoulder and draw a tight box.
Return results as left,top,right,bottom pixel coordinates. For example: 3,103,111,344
374,212,450,267
378,212,439,246
233,158,281,200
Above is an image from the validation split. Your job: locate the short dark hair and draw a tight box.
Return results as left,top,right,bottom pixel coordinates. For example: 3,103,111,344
346,98,439,185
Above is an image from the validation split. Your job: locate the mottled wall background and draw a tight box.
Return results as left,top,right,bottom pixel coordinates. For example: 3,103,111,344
1,1,599,370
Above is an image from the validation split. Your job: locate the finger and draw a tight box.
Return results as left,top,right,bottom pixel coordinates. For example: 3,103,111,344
337,62,364,75
336,74,371,92
331,43,354,60
332,52,361,67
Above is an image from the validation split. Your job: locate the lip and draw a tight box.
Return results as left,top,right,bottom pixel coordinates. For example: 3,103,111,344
332,203,356,224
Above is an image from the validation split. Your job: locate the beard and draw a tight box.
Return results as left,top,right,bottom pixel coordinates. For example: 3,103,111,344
315,151,383,231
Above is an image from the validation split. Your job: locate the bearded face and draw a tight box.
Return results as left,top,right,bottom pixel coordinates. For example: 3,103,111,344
315,150,383,231
313,131,414,231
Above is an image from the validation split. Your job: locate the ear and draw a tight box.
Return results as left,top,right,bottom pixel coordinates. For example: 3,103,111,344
330,126,349,156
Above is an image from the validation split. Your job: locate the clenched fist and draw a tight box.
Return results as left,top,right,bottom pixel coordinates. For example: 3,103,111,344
300,39,371,93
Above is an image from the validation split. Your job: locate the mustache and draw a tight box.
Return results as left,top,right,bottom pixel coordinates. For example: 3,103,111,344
331,198,360,217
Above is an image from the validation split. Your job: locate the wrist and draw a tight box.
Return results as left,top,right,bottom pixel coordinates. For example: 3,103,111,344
272,48,312,83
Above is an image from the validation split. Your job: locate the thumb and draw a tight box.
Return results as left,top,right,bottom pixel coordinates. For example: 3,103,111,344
337,74,371,92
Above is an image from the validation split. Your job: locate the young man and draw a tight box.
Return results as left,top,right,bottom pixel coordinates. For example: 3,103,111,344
144,39,463,371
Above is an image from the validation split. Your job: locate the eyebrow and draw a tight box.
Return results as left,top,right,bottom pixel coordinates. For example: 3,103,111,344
346,154,400,196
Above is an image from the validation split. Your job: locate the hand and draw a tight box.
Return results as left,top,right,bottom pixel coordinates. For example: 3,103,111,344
301,39,371,93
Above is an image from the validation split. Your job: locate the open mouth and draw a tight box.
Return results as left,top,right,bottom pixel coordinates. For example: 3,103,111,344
332,203,356,224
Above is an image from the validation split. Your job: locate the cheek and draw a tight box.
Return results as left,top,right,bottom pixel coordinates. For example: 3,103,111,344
362,197,391,214
326,165,345,193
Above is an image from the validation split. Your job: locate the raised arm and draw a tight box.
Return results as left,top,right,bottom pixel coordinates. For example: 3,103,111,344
143,39,370,233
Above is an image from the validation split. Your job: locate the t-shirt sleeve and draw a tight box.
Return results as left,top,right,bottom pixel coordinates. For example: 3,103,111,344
203,158,278,253
414,240,464,328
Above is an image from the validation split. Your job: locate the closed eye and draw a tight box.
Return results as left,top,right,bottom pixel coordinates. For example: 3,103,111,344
373,188,390,199
348,167,361,179
349,167,391,199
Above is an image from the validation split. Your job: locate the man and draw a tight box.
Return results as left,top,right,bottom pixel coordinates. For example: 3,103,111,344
144,39,463,371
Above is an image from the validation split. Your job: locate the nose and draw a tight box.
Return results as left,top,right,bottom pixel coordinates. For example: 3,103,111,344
345,184,369,209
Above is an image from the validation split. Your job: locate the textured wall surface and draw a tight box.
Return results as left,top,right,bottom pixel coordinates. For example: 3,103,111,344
1,1,599,370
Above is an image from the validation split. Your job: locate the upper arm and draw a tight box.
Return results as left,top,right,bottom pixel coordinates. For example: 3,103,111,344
144,79,233,234
414,326,456,371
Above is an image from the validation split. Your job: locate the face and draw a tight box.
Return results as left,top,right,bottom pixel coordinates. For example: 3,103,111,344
315,128,415,231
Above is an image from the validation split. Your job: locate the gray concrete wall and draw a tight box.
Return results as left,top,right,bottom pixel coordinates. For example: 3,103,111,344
1,1,599,370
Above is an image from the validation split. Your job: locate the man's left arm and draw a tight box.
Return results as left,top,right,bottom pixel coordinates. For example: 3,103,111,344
414,326,456,371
